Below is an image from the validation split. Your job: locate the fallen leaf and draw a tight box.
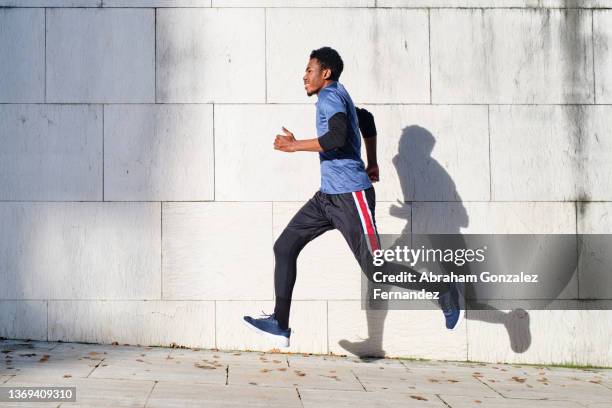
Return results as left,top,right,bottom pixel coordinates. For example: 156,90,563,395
195,363,216,370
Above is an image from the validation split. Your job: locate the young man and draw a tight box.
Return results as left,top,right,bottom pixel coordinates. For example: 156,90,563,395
243,47,462,347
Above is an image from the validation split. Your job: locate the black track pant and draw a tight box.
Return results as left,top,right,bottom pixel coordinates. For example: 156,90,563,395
273,187,449,330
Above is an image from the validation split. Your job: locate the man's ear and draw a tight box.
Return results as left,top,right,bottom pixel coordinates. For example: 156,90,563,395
322,68,332,80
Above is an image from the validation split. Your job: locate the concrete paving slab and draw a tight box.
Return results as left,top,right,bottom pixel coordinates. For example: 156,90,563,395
539,367,611,394
52,342,171,361
0,401,59,408
352,364,499,397
171,348,287,367
403,360,558,381
299,388,445,407
438,395,584,408
1,343,101,378
547,366,612,381
146,382,301,408
1,362,99,379
0,340,608,407
88,351,226,384
478,370,612,403
287,354,405,369
228,364,363,391
4,376,153,407
1,340,59,352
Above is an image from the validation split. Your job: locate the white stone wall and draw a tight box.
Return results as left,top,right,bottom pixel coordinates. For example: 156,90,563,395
1,0,611,366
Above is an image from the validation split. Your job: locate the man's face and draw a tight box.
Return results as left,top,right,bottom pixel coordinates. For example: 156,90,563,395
303,58,330,97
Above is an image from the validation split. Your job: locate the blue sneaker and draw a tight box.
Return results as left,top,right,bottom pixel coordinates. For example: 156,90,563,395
243,312,291,347
438,284,464,330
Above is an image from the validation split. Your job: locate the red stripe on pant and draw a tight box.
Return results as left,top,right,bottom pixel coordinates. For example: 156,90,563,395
355,190,379,252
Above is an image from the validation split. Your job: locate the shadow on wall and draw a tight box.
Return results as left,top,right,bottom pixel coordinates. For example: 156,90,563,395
339,125,532,359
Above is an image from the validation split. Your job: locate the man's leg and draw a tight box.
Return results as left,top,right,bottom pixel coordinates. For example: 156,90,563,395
243,192,332,346
273,192,334,330
326,187,443,291
327,187,462,329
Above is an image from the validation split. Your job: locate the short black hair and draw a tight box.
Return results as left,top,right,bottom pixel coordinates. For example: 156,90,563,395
310,47,344,81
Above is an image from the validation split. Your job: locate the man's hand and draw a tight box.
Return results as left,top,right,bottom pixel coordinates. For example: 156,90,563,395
366,163,379,182
274,127,297,153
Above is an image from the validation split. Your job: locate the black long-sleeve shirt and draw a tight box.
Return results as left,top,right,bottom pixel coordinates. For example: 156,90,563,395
318,107,377,152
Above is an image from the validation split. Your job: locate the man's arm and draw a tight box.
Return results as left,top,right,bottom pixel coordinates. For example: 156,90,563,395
274,133,323,152
274,112,348,153
356,107,379,182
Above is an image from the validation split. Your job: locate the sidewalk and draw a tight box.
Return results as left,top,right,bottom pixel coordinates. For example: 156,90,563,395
0,339,610,407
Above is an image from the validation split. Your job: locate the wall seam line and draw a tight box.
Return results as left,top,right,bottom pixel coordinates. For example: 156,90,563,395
154,8,157,104
214,300,217,350
160,202,163,300
0,200,605,204
1,102,609,106
212,104,216,201
428,8,432,104
410,201,413,236
465,302,469,361
5,6,612,9
102,105,105,201
44,8,47,103
575,201,580,298
326,300,329,355
264,8,268,104
591,9,596,104
487,105,492,201
271,202,275,301
46,300,49,342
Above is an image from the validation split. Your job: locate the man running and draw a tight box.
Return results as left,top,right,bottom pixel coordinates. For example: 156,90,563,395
243,47,462,347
